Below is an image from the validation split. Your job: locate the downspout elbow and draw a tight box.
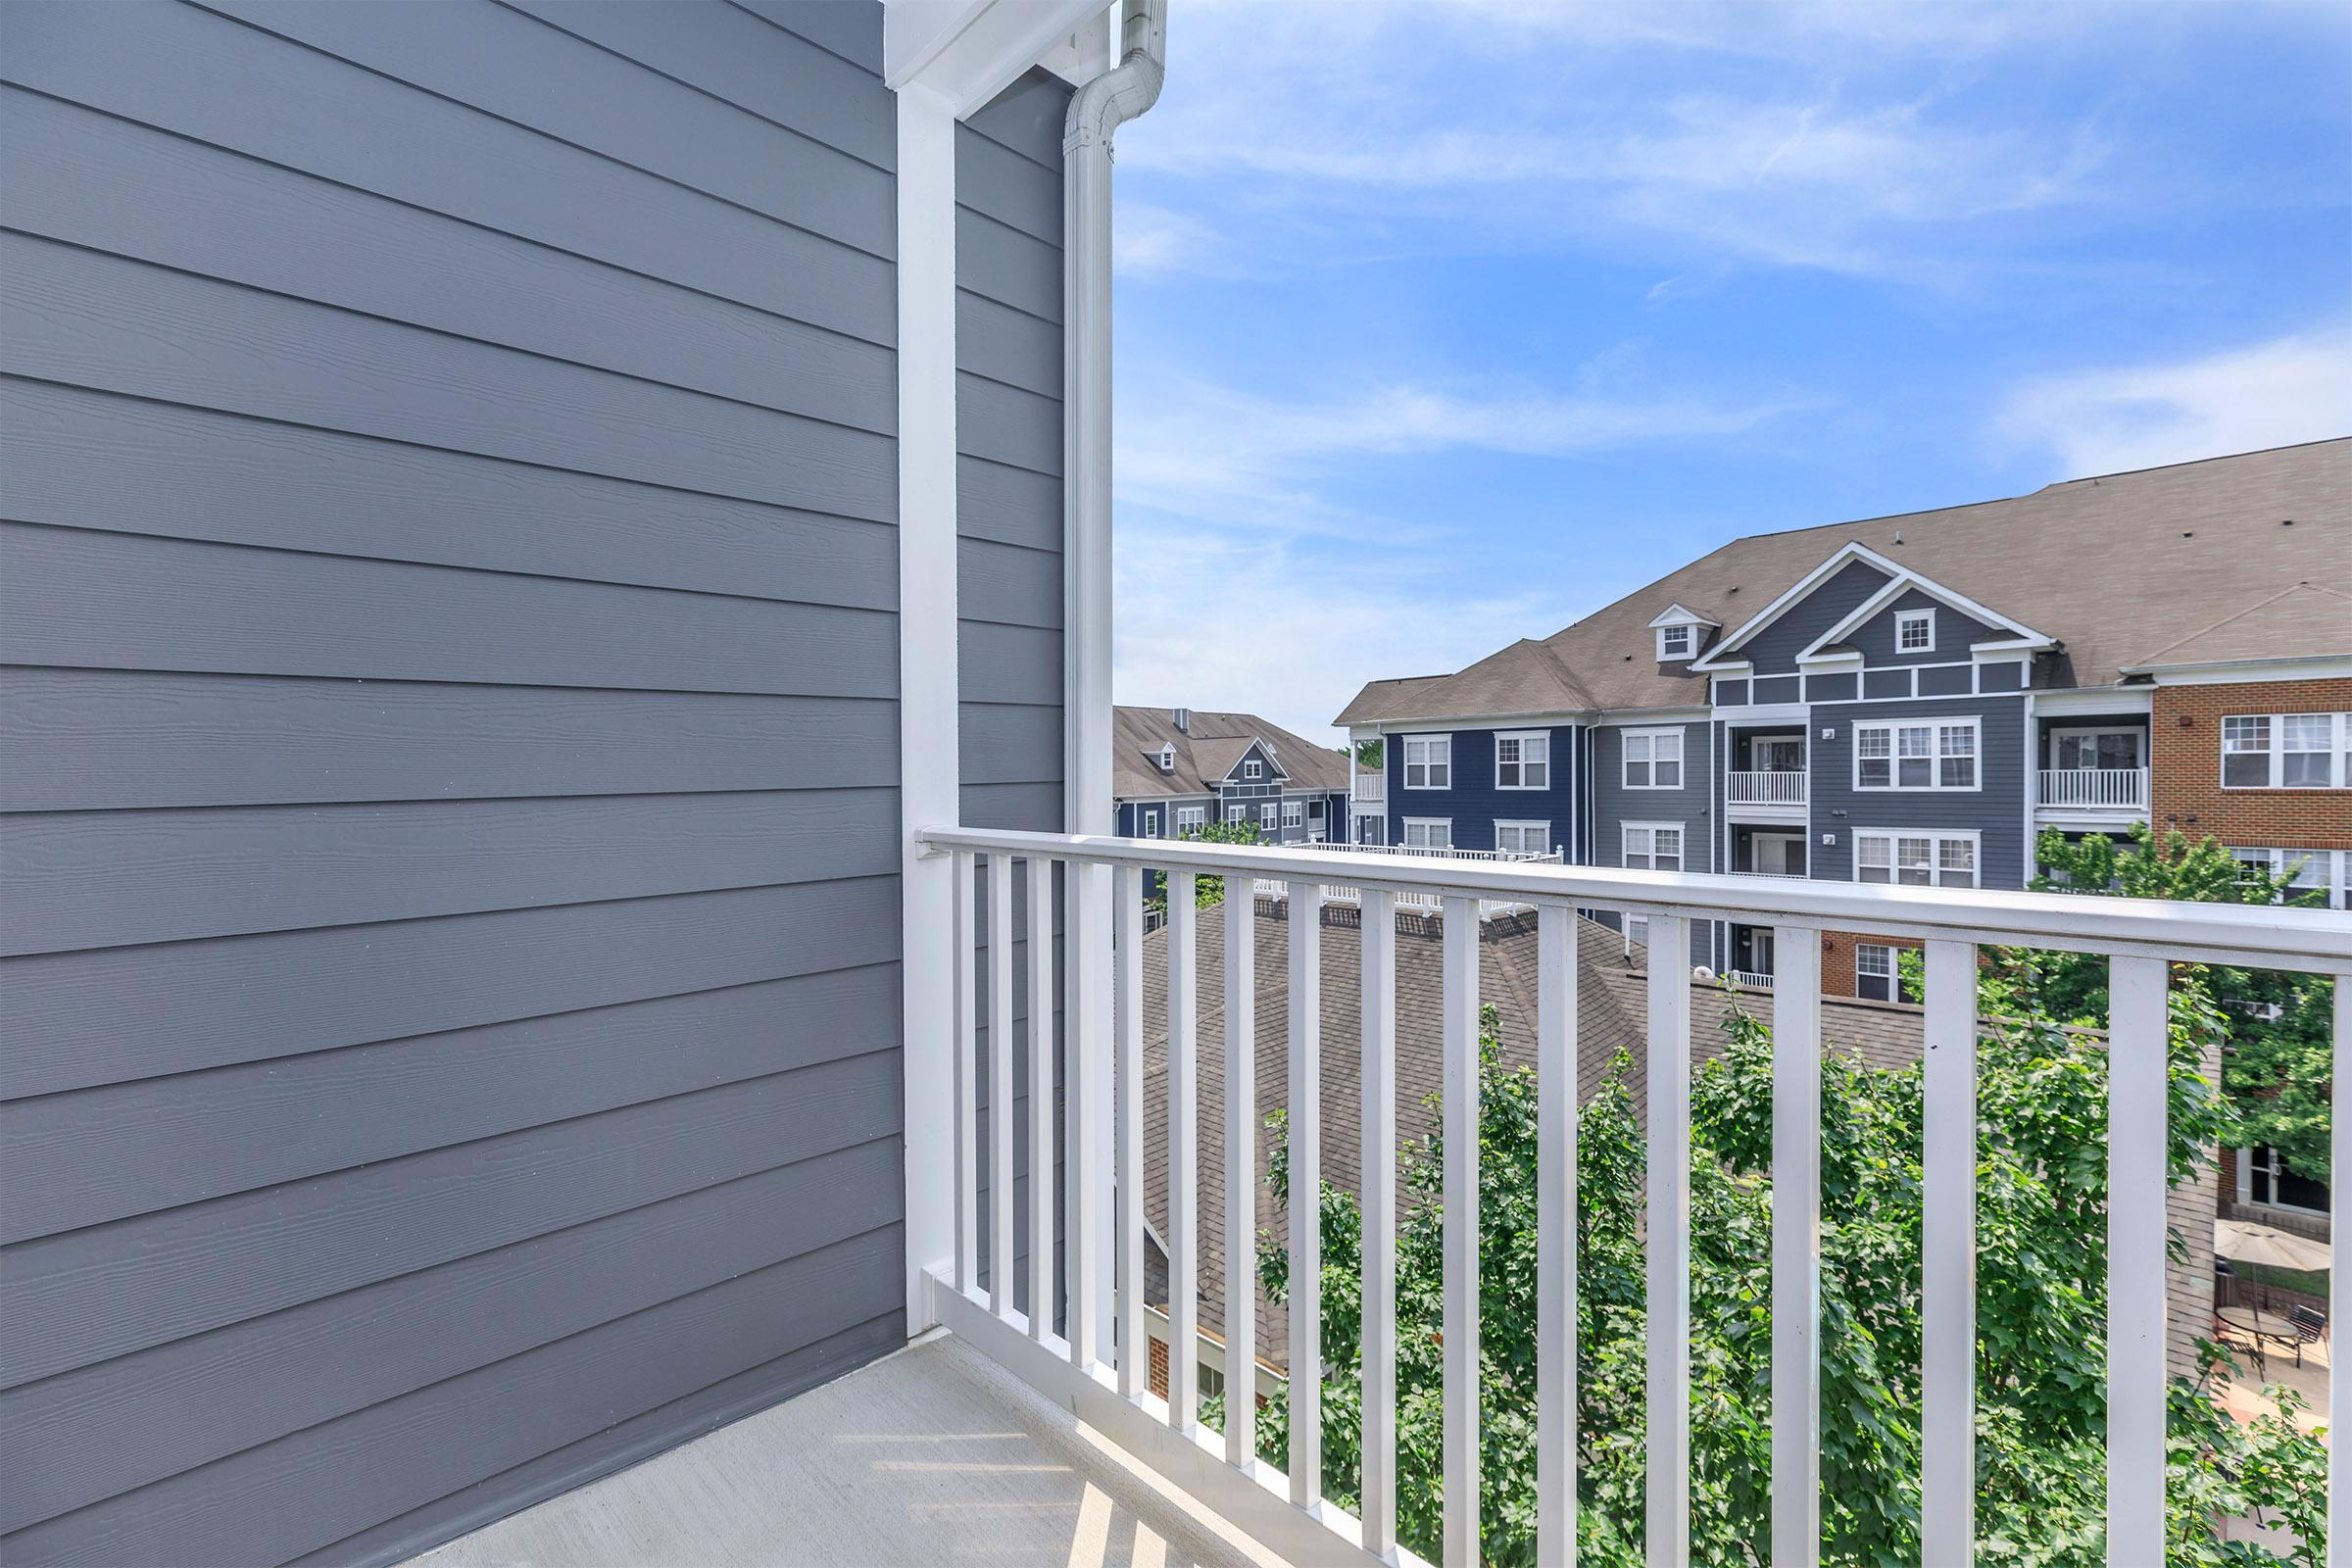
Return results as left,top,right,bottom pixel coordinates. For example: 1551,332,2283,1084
1064,0,1165,156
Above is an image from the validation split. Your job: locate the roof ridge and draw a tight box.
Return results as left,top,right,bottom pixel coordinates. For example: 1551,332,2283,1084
2132,579,2315,666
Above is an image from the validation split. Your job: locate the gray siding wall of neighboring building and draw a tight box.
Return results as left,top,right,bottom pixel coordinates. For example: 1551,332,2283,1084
1846,587,1999,666
0,4,921,1565
1809,695,2031,888
1589,720,1716,968
1739,560,1892,673
953,70,1073,1334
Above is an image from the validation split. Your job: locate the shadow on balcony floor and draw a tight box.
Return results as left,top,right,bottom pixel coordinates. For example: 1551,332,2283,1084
407,1334,1280,1568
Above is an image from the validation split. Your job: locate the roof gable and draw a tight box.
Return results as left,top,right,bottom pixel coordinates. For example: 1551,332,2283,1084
1794,566,2053,664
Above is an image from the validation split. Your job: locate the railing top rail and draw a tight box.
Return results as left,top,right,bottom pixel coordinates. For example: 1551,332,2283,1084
913,825,2352,972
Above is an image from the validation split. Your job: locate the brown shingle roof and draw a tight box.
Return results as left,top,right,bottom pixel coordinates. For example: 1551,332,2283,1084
1337,439,2351,726
1113,706,1352,801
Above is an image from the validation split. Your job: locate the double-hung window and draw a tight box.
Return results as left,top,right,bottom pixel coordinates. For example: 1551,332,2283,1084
1140,808,1159,837
1494,820,1549,855
1623,823,1683,871
1281,800,1303,829
1855,718,1977,790
1623,727,1683,789
1402,735,1451,790
1854,943,1897,1002
1855,829,1976,888
1656,623,1693,661
1176,805,1205,832
1225,804,1247,824
1894,609,1935,653
1260,803,1280,830
1402,818,1452,850
1495,731,1549,789
2230,847,2347,909
2224,712,2352,788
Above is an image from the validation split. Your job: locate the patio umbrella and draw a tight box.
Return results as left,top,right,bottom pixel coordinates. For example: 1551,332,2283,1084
2215,1217,2332,1273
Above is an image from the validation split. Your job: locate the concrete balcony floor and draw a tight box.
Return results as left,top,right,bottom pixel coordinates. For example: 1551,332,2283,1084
408,1334,1280,1568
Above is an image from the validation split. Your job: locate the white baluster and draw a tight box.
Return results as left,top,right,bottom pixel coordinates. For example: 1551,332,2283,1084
1360,888,1398,1560
1116,864,1147,1399
1921,939,1978,1564
989,855,1015,1319
1644,915,1691,1568
1067,859,1105,1369
1225,888,1257,1466
954,851,978,1297
1289,880,1324,1510
1772,925,1823,1568
1537,905,1578,1567
1168,873,1200,1432
1028,858,1055,1342
2107,956,2167,1566
1443,895,1481,1567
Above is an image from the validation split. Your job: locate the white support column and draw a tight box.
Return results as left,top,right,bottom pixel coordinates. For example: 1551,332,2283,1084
895,80,960,1331
1442,896,1482,1568
1288,881,1324,1509
1921,939,1978,1566
1644,915,1692,1568
1771,925,1823,1568
1360,889,1399,1563
1167,873,1200,1434
1224,890,1257,1467
1536,905,1578,1568
2106,956,2168,1568
1115,864,1147,1399
2333,972,2351,1554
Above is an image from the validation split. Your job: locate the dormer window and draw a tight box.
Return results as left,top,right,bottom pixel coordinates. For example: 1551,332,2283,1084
1656,622,1694,661
1158,745,1175,773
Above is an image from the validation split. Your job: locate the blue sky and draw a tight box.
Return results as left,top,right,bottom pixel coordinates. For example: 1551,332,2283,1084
1103,0,2352,745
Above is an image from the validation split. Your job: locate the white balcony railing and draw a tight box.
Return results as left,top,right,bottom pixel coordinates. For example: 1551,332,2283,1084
911,824,2352,1568
1252,840,1563,919
1724,968,1777,990
2038,767,2149,810
1353,772,1387,805
1727,768,1808,806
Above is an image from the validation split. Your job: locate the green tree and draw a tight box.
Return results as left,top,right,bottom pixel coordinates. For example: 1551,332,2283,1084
2030,823,2334,1180
1355,738,1385,772
1146,817,1265,917
1211,982,2328,1566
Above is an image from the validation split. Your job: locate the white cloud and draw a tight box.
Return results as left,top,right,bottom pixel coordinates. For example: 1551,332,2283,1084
1996,327,2352,476
1111,521,1577,746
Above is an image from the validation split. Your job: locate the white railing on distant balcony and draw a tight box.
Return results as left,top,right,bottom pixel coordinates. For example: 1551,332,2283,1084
912,824,2352,1568
1727,768,1807,806
1353,772,1387,805
2038,767,2149,810
1724,968,1777,990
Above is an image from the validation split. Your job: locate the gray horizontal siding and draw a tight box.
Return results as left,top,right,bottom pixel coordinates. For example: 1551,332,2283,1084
1810,694,2030,887
956,71,1070,1332
0,5,912,1565
1740,559,1890,674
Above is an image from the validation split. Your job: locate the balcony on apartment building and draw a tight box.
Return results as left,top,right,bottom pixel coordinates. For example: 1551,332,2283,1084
1726,728,1809,821
2035,720,2152,827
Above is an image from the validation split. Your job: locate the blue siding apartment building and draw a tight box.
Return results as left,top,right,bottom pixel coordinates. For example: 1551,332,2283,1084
1339,440,2351,993
1113,706,1352,851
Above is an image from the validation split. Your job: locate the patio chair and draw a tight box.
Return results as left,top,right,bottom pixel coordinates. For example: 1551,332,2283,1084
2214,1310,2267,1379
2286,1304,2328,1368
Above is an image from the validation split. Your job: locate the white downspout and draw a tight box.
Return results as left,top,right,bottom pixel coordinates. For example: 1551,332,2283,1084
1060,0,1164,1372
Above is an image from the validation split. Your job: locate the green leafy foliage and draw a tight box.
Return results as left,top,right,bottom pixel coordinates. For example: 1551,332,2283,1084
1145,818,1266,918
1218,976,2327,1565
2030,823,2335,1180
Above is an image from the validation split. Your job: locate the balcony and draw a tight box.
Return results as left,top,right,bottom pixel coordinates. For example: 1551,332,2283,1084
2038,766,2149,816
1727,767,1808,816
1352,771,1387,806
888,826,2351,1568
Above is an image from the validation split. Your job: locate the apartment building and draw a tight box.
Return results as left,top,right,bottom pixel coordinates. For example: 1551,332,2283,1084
1337,439,2352,985
1112,706,1352,848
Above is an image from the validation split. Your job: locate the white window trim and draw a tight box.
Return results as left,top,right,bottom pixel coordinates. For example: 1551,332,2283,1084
1260,803,1280,827
1853,828,1982,889
1243,759,1263,780
1224,804,1247,824
1852,716,1981,792
1494,730,1551,790
2048,725,2144,770
1621,726,1686,791
1176,805,1206,830
1281,801,1303,828
1140,808,1159,837
1494,819,1551,855
1158,745,1175,773
2229,846,2347,910
1621,820,1686,872
1402,733,1452,791
2237,1144,2331,1218
1401,816,1453,850
1656,622,1696,662
1854,942,1899,1002
2221,711,2351,790
1894,608,1936,655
